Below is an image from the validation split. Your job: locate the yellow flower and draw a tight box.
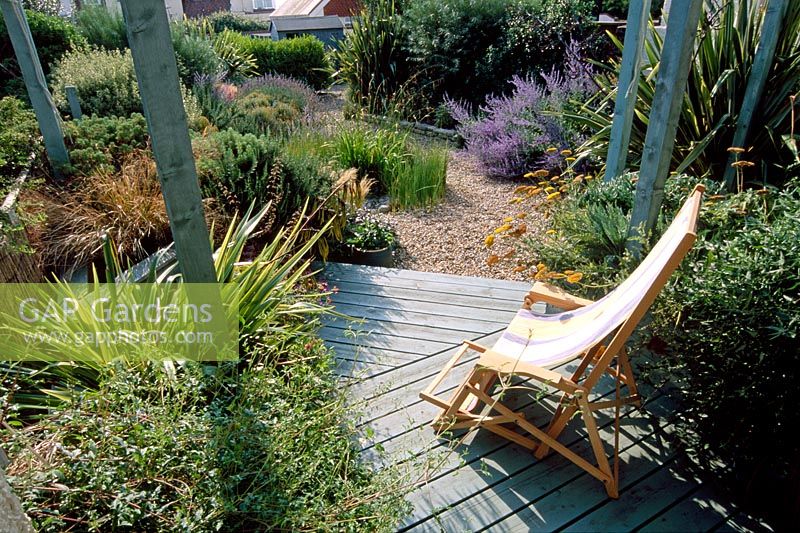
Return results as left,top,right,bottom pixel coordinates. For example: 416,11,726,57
573,176,584,184
512,265,526,273
560,149,573,157
544,186,556,193
559,185,569,192
585,174,594,180
494,223,512,234
524,172,535,178
503,216,514,223
485,234,495,247
546,229,556,235
731,160,755,168
487,254,500,266
564,270,574,275
726,147,745,153
509,196,524,204
546,147,558,154
565,157,576,163
536,262,546,271
534,169,550,178
566,272,584,284
517,212,527,219
547,191,561,201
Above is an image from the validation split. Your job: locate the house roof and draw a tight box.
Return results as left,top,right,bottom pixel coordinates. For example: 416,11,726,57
272,15,343,31
271,0,325,17
323,0,362,17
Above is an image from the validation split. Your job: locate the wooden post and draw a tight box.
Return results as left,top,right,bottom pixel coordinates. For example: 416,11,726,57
65,85,82,119
119,0,217,283
604,0,652,182
723,0,788,191
627,0,703,254
0,0,69,180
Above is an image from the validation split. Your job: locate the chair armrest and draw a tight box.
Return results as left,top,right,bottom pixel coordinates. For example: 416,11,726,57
524,281,594,311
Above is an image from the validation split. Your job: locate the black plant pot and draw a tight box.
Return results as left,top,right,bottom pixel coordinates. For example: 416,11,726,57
331,245,394,268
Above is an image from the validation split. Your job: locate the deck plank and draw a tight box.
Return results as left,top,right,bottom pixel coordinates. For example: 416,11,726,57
315,263,774,532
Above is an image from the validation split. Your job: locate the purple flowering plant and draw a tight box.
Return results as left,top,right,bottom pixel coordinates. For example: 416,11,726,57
445,40,595,179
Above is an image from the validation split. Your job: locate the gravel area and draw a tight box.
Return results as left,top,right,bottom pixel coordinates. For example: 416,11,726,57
316,89,549,281
372,151,548,281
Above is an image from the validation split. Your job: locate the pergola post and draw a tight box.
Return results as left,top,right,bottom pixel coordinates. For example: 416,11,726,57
603,0,652,182
0,0,69,180
722,0,788,191
119,0,217,283
627,0,704,255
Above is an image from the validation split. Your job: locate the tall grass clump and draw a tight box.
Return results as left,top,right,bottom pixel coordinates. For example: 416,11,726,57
390,146,448,209
330,126,410,191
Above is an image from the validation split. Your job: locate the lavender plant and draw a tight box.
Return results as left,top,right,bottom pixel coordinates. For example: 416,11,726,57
446,41,594,179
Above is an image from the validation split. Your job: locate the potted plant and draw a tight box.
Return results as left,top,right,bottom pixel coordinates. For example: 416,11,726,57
333,214,396,267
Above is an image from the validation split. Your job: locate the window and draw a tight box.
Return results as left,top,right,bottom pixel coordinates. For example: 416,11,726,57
253,0,274,9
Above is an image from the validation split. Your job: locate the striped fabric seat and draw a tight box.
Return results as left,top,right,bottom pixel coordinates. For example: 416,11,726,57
491,192,697,369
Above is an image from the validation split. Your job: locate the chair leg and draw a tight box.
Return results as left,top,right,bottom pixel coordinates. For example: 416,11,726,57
618,347,641,407
534,402,578,459
577,390,618,498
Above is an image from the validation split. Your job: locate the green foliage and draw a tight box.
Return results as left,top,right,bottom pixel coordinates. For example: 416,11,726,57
203,11,272,33
194,129,330,227
0,97,39,189
0,8,86,97
213,29,259,81
3,205,409,531
224,31,330,89
333,0,411,115
343,215,395,250
170,24,222,86
50,47,140,118
573,1,800,187
74,5,127,50
645,184,800,526
330,125,411,192
596,0,664,19
63,113,149,175
390,146,448,210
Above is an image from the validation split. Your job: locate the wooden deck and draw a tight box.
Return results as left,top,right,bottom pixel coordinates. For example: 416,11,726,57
319,263,773,532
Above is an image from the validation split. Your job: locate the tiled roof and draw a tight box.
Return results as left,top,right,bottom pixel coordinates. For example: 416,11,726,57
323,0,362,17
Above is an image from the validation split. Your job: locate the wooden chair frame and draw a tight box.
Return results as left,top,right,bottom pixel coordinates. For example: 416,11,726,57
420,186,704,499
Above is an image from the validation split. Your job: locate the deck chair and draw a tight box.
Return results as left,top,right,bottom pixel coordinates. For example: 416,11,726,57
420,185,704,498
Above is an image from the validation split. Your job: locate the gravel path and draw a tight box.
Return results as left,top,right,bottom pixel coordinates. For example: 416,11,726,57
373,150,548,281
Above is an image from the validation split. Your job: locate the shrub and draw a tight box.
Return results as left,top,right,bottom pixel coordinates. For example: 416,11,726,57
233,75,319,136
0,97,39,190
74,5,127,50
63,113,149,175
0,9,86,97
204,11,272,33
50,47,140,118
390,146,448,210
194,128,330,227
447,45,595,178
573,1,800,187
225,31,330,89
596,0,664,19
194,74,319,136
170,24,222,86
402,0,594,108
648,183,800,527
